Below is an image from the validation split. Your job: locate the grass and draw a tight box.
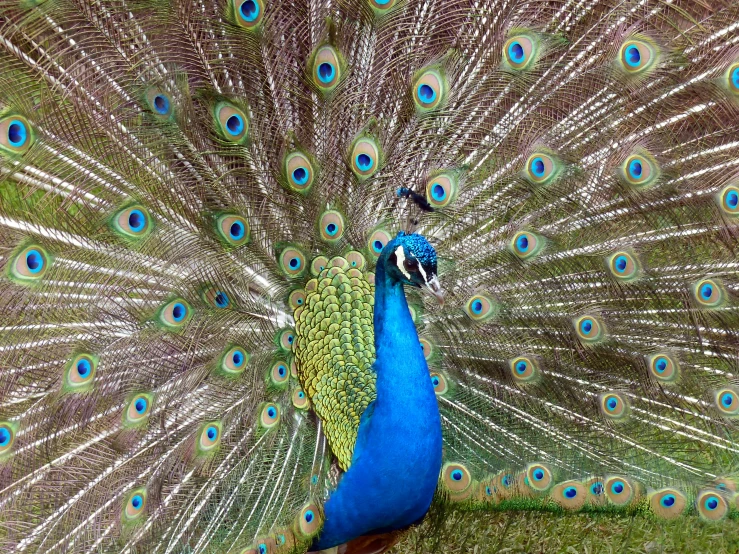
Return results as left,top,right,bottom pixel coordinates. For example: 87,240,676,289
389,509,739,554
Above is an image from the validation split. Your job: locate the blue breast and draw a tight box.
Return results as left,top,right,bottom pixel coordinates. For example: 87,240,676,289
313,252,443,549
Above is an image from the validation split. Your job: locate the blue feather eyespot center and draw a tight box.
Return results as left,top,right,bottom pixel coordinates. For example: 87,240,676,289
356,153,373,171
298,391,305,398
706,497,719,510
628,159,642,178
128,209,146,232
515,361,527,374
373,240,384,253
317,62,335,83
721,393,734,408
239,0,259,21
655,357,668,373
614,255,628,273
206,426,218,440
215,292,229,308
700,284,713,300
172,303,186,322
226,114,244,135
135,398,147,414
278,365,286,377
471,300,483,314
304,510,314,523
0,428,10,446
431,376,440,386
591,482,604,495
325,223,338,236
8,120,27,147
287,334,294,344
289,257,301,269
661,494,675,507
502,475,511,487
131,494,143,509
485,486,492,495
531,157,545,177
612,481,624,494
564,486,577,499
311,474,319,485
451,470,463,481
509,41,525,63
533,469,544,481
607,397,618,411
727,190,739,209
258,545,267,554
625,45,641,66
733,68,739,89
292,167,308,185
232,351,244,366
229,221,244,240
580,319,593,334
153,95,169,114
25,250,44,273
267,407,277,418
417,83,436,104
516,235,529,252
431,183,446,201
76,359,91,378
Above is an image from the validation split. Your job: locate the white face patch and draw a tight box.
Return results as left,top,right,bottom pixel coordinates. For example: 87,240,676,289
394,245,412,279
417,262,428,283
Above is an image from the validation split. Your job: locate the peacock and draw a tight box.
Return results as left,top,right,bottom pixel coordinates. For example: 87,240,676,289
2,0,739,552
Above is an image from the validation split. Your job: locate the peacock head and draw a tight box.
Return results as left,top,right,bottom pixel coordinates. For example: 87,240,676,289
384,232,443,304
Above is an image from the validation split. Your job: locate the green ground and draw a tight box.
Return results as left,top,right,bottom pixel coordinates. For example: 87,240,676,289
390,510,739,553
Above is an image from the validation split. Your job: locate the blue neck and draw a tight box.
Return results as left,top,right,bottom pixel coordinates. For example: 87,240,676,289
315,245,443,549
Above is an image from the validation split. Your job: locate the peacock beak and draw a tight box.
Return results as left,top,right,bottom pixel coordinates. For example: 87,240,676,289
424,275,444,305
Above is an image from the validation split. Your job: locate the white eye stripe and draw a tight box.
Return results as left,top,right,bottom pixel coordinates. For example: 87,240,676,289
417,263,427,282
394,246,412,279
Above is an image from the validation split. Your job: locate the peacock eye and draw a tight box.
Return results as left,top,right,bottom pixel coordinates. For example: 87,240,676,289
403,258,419,272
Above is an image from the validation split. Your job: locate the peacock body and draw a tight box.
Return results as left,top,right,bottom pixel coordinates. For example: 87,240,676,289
1,0,739,552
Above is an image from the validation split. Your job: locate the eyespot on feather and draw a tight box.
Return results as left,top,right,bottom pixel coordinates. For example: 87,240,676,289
503,33,538,71
599,392,629,420
647,353,679,383
145,88,173,118
284,151,315,193
693,278,725,308
311,256,329,276
618,38,659,75
430,372,448,395
0,422,17,457
605,476,635,506
524,152,561,186
649,488,687,519
259,402,281,429
295,502,322,538
551,481,587,510
0,115,34,155
367,229,392,257
201,285,230,309
311,46,342,92
197,422,222,454
344,251,367,270
619,151,659,188
525,463,553,491
278,246,307,278
269,360,290,388
216,214,250,247
425,173,458,208
419,338,434,360
9,245,52,283
288,289,306,311
112,205,153,240
510,231,544,260
124,393,154,426
412,68,446,111
158,298,192,329
64,354,98,392
442,463,472,494
276,328,295,352
509,356,540,384
464,294,497,322
292,387,310,410
726,63,739,96
351,136,380,180
718,184,739,216
318,210,345,243
574,315,604,343
696,490,728,521
220,345,249,375
715,387,739,417
123,488,147,522
367,0,398,13
214,101,249,143
607,251,639,280
232,0,264,29
584,478,607,506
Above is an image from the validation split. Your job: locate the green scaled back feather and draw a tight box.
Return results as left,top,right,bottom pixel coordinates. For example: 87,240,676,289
1,1,739,553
